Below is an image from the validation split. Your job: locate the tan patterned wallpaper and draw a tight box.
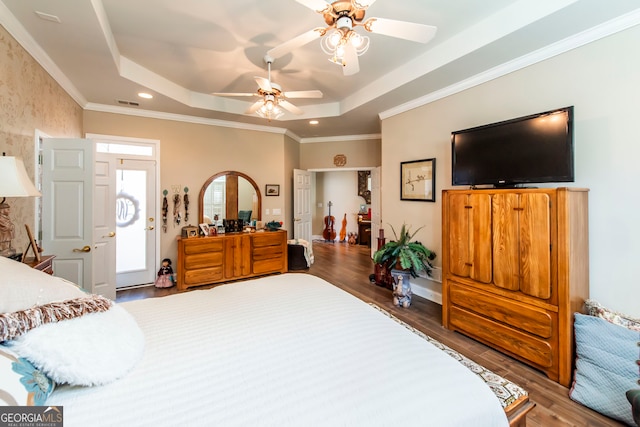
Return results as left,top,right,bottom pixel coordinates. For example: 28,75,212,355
0,24,82,253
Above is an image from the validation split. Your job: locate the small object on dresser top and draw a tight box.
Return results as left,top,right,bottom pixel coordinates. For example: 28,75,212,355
265,221,283,231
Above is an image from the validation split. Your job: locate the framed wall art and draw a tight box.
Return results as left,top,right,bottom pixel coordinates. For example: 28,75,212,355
265,184,280,196
400,158,436,202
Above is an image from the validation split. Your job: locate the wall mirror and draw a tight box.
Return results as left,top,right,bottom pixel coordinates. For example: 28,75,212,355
198,171,261,224
358,170,371,204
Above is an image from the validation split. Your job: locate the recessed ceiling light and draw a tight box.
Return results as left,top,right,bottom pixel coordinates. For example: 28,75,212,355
309,120,319,125
138,92,153,99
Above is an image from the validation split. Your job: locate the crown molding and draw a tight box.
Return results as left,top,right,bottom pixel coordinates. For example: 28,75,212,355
299,134,381,144
380,9,640,120
84,103,291,135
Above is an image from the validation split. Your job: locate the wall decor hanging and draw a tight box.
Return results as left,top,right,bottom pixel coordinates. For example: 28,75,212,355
265,184,280,196
173,189,182,226
400,158,436,202
183,187,190,222
162,189,168,233
333,154,347,167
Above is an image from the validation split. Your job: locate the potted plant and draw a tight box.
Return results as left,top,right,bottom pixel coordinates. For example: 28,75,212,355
372,224,436,305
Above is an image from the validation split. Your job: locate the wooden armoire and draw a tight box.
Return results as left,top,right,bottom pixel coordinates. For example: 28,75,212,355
442,187,589,386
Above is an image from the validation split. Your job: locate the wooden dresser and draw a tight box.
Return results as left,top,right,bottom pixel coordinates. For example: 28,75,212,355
442,188,589,386
176,230,288,291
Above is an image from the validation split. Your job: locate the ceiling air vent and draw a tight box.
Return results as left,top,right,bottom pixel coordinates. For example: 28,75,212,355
116,99,140,107
34,11,62,23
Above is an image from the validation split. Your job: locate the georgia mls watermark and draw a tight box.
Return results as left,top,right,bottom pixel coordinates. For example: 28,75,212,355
0,406,63,427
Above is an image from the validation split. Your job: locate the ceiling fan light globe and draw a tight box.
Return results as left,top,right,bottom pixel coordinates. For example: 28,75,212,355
329,31,342,47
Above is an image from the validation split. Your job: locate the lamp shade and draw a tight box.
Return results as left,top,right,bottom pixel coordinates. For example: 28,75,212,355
0,157,41,197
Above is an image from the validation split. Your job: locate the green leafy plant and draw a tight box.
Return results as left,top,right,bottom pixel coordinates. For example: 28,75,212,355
373,223,436,278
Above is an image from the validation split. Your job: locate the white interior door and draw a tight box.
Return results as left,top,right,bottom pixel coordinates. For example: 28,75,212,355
293,169,312,243
41,139,94,292
370,166,381,258
93,157,117,299
115,159,157,287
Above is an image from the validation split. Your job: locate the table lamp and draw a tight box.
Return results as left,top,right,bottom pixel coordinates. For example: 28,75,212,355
0,154,41,257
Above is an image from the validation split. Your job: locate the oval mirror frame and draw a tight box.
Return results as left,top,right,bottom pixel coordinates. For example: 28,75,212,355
198,171,262,224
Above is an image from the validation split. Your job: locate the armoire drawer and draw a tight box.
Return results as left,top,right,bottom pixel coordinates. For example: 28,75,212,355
449,282,555,339
449,305,555,370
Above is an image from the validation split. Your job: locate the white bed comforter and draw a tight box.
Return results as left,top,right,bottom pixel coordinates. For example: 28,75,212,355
48,274,508,427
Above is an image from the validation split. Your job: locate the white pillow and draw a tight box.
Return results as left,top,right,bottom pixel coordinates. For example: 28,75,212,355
8,305,145,386
0,256,86,313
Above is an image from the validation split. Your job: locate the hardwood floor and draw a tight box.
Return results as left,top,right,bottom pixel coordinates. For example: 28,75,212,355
117,241,622,427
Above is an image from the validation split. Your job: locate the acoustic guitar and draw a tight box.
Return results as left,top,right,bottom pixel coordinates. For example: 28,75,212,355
322,201,337,242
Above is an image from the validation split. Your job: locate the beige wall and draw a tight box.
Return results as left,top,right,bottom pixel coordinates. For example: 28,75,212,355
381,24,640,317
83,111,288,261
300,138,381,170
283,134,300,233
0,25,82,252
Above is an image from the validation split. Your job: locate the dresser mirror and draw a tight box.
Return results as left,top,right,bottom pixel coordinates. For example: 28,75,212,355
198,171,261,224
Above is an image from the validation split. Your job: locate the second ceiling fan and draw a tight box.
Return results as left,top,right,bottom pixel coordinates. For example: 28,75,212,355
268,0,437,76
213,55,322,121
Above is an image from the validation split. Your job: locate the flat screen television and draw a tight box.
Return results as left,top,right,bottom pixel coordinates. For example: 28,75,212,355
451,106,574,187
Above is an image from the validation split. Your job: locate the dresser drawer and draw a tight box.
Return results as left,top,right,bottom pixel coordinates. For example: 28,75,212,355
183,239,224,254
184,251,224,270
184,267,224,286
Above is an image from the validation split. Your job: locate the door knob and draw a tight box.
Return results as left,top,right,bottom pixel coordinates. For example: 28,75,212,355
73,245,92,253
146,225,155,231
294,217,301,221
102,231,116,238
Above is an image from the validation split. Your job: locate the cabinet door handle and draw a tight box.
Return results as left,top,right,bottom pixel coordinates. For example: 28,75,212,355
73,245,91,253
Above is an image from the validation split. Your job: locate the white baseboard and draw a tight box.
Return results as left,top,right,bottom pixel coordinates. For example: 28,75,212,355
410,276,442,305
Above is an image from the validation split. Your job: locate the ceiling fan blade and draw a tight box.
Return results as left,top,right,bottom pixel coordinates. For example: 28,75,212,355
283,90,323,99
279,100,303,115
245,101,263,114
254,77,272,92
342,42,360,76
295,0,331,13
365,17,437,44
267,28,323,59
212,92,256,97
353,0,377,9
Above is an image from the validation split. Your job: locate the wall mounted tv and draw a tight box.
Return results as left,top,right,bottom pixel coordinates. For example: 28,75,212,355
451,106,574,187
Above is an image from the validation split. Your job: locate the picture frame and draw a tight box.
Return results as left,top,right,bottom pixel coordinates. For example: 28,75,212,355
21,224,41,262
400,158,436,202
265,184,280,196
199,223,210,236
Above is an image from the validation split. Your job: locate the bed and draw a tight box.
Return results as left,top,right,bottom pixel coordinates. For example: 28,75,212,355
0,256,533,426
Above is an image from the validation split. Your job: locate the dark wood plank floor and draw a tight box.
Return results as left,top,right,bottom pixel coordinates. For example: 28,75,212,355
117,241,622,427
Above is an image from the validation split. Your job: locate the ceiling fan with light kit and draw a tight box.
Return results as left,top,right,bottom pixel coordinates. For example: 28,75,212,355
267,0,437,76
213,55,322,121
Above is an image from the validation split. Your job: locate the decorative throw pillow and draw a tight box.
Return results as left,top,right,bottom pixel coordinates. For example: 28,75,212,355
0,345,55,406
585,299,640,332
0,256,86,314
7,304,145,386
0,294,113,341
569,313,640,426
